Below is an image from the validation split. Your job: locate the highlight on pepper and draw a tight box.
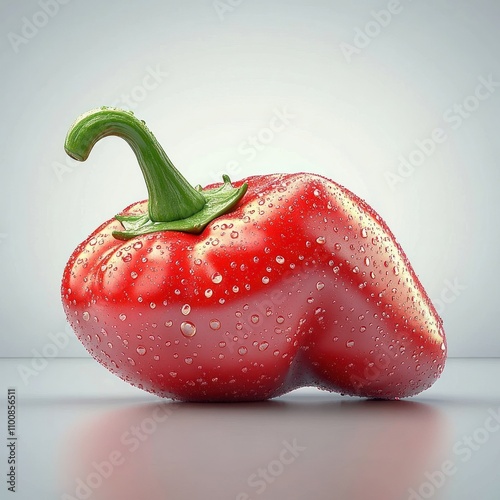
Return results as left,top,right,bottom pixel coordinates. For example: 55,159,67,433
61,107,446,402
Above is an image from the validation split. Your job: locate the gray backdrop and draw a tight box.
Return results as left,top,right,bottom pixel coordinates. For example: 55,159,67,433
1,0,499,357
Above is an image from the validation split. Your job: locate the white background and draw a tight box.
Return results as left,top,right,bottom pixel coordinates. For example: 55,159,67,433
1,0,499,357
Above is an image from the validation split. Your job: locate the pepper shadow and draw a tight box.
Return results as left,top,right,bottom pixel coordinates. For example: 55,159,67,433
58,393,450,500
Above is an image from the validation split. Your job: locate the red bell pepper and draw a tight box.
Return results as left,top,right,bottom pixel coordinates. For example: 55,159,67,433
62,108,446,401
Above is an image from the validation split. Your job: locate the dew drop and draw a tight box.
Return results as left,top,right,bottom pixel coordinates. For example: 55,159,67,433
251,314,259,324
169,371,177,377
205,288,213,298
361,228,368,238
276,316,285,324
316,236,326,245
127,357,135,365
359,326,366,333
82,311,90,321
238,346,248,355
130,271,138,279
230,231,239,239
210,319,221,330
259,342,269,351
136,346,146,356
119,313,127,321
276,255,285,264
184,357,193,365
262,276,270,284
180,321,197,337
352,266,360,274
316,281,325,291
364,257,370,266
181,304,191,315
211,272,223,284
122,253,132,263
165,320,173,327
133,241,143,250
346,340,355,348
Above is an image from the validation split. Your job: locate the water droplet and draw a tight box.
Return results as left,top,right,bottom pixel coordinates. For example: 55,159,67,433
165,320,173,327
219,341,226,348
180,321,197,337
122,253,132,263
136,346,146,355
262,276,270,284
334,243,341,251
273,350,280,356
211,272,223,284
133,241,143,250
107,342,113,349
119,313,127,321
127,357,135,365
205,288,213,298
361,228,368,238
238,346,248,355
359,326,366,333
316,281,325,291
184,357,193,365
276,316,285,324
313,188,321,197
364,257,370,266
259,341,269,351
346,340,355,348
316,236,326,245
210,319,221,330
150,302,156,309
276,255,285,264
169,371,177,378
130,271,138,279
181,304,191,315
230,231,239,239
82,311,90,321
352,266,360,274
251,314,259,324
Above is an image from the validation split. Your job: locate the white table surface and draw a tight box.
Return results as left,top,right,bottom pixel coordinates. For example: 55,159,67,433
1,357,499,500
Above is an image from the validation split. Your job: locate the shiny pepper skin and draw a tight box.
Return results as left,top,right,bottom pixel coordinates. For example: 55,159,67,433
62,109,446,401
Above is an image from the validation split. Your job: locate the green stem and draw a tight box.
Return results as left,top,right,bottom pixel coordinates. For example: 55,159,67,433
64,107,247,239
64,107,206,222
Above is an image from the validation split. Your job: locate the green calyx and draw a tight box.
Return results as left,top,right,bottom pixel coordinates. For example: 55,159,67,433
64,107,247,240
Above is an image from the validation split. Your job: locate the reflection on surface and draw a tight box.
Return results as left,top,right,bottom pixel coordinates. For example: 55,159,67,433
59,393,449,500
